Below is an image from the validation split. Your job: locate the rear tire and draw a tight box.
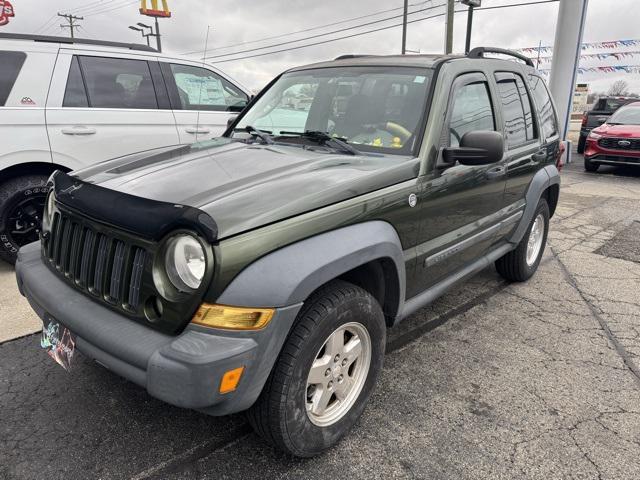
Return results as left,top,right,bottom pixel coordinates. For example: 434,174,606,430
584,157,599,173
247,280,385,457
496,198,549,282
0,175,49,264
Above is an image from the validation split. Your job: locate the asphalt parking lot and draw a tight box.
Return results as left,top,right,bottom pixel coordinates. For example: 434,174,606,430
1,155,640,479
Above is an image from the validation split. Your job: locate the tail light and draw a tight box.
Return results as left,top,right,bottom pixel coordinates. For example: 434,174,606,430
581,112,588,127
556,142,565,172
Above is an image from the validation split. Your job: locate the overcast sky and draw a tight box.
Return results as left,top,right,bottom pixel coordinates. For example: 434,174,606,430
3,0,639,93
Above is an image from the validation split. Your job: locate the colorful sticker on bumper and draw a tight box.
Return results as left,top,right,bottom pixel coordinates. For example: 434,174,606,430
41,318,76,371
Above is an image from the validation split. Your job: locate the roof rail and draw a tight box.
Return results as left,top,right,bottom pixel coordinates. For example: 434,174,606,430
467,47,534,67
0,33,157,52
334,54,375,60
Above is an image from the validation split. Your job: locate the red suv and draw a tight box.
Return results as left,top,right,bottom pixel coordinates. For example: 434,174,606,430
584,101,640,172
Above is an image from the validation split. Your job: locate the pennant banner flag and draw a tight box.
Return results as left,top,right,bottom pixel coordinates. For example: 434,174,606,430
538,65,640,75
516,39,640,54
532,51,640,64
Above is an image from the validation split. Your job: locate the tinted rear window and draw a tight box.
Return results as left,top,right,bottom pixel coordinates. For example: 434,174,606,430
79,56,158,109
528,75,558,138
0,51,26,106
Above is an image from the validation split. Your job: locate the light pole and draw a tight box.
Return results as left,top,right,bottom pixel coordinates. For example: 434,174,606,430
137,22,161,52
128,25,151,46
401,0,408,55
461,0,481,54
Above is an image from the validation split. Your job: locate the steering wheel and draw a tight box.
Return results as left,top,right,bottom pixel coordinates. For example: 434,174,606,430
379,122,412,142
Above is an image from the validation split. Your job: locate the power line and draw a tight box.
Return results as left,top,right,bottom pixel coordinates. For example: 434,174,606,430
34,0,116,33
204,2,451,60
84,0,138,17
182,1,428,55
210,0,560,64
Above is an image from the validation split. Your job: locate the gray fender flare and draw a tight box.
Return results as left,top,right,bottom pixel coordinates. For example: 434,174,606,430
217,220,406,313
509,164,561,244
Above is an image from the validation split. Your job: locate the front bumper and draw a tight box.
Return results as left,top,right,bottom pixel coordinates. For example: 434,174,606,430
584,138,640,166
15,242,302,416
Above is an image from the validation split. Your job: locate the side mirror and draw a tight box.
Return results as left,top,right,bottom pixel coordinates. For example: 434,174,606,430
227,115,238,128
442,131,504,167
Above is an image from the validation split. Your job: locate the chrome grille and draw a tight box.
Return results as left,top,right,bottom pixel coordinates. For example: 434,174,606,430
44,210,148,312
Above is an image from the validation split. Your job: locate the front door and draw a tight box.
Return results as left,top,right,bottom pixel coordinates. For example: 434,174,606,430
410,72,507,297
160,62,249,143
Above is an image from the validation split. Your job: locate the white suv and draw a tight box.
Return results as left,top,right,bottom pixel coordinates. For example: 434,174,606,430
0,33,251,263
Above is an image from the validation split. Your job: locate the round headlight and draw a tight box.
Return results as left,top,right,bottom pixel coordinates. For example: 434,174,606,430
164,235,206,292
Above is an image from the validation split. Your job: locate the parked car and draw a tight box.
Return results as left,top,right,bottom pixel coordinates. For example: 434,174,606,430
0,33,250,263
577,95,637,153
584,101,640,172
16,47,562,457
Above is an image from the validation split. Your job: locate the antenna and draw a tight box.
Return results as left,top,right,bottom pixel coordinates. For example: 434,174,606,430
194,25,212,140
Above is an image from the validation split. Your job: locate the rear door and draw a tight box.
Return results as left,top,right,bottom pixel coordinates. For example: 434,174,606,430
493,71,544,205
46,52,180,170
160,62,249,143
411,72,507,295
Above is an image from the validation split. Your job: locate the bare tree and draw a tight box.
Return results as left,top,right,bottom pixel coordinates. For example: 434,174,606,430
608,80,630,96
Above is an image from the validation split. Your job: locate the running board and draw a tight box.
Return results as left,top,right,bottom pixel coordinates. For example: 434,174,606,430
397,243,513,322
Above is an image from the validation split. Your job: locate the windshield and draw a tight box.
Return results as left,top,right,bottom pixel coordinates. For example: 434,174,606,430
233,66,433,155
608,105,640,125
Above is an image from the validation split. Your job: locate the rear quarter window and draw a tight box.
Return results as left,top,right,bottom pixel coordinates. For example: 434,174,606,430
528,74,558,138
0,51,27,106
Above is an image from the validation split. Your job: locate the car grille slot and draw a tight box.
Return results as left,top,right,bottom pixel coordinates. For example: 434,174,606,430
598,137,640,151
43,210,148,312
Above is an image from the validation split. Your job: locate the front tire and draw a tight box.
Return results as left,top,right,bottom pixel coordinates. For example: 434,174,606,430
584,157,599,173
0,175,49,264
577,134,586,154
247,280,385,457
496,198,549,282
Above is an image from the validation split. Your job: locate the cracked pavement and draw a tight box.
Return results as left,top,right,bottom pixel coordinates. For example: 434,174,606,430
1,157,639,479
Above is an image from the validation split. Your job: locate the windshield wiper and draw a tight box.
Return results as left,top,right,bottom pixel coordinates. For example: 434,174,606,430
278,130,360,155
234,125,274,145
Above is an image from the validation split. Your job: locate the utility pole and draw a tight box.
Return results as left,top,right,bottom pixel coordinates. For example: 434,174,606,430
58,12,83,39
462,0,481,54
401,0,408,55
444,0,455,54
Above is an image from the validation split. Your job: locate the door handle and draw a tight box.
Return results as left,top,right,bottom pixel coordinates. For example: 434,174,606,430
486,165,506,179
531,151,546,163
185,127,211,134
61,126,96,135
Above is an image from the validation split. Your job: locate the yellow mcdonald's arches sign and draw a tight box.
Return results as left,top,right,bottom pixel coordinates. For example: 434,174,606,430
140,0,171,17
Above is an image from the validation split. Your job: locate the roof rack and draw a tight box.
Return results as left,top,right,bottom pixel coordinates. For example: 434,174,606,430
0,33,157,52
467,47,534,67
334,54,375,60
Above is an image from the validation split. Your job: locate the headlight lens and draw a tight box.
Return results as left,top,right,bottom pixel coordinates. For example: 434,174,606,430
588,131,602,140
164,235,206,292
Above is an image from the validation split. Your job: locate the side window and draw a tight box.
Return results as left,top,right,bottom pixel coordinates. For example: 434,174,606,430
63,56,89,108
528,74,558,138
169,64,248,111
0,51,26,106
78,56,158,109
448,81,495,147
495,77,528,148
514,75,536,140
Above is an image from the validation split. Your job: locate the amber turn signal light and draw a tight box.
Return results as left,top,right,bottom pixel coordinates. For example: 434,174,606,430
191,303,275,330
219,366,244,394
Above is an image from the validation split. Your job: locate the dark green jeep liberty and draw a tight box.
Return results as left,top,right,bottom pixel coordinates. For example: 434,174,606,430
16,48,562,457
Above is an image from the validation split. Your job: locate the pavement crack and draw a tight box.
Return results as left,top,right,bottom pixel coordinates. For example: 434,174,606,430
551,246,640,388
